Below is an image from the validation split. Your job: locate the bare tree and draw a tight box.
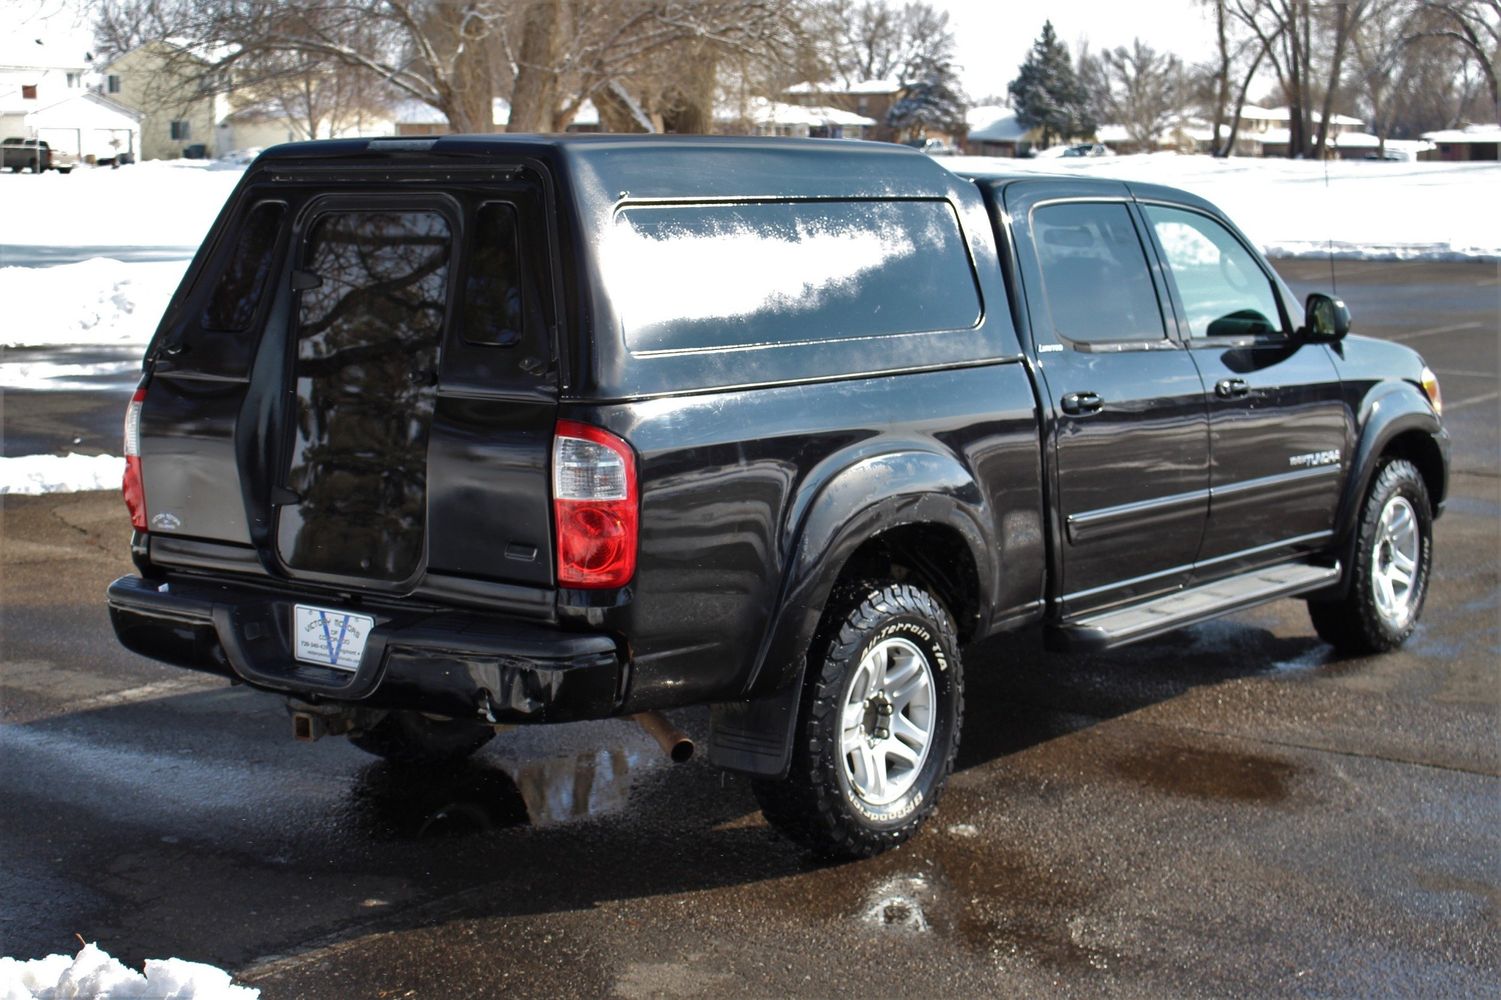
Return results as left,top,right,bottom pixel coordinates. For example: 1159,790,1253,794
825,0,955,84
95,0,806,136
1088,40,1186,150
1411,0,1500,118
1230,0,1365,157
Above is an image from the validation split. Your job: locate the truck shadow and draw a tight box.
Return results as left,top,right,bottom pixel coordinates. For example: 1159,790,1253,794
7,612,1339,975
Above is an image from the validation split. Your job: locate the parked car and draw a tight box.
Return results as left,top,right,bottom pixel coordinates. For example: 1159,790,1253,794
107,136,1448,857
903,137,958,156
1064,142,1114,157
2,137,73,173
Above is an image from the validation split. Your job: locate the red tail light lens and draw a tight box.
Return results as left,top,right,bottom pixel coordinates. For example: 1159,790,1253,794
552,420,638,589
122,388,147,531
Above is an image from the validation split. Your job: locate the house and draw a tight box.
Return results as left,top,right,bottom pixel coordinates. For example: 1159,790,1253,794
1193,105,1366,157
102,41,228,159
783,79,906,142
21,91,141,164
1420,124,1500,161
963,105,1035,156
105,41,398,158
716,98,876,139
1,35,91,127
0,34,140,164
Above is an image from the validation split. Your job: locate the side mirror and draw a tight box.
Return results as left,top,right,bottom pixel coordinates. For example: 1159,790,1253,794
1300,293,1350,342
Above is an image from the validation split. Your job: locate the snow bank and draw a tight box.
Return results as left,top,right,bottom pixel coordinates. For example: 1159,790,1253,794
0,159,242,250
0,942,258,999
0,258,184,349
0,453,125,495
948,153,1501,262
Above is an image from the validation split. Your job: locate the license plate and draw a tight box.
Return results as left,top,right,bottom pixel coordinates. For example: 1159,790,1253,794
292,605,374,671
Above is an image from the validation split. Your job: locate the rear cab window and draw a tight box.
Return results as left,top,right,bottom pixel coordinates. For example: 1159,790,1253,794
1031,202,1167,346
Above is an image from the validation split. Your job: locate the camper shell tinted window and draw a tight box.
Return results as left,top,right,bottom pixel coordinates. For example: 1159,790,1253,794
608,200,981,356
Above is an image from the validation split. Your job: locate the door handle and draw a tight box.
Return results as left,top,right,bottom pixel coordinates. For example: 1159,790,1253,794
1215,377,1250,399
1061,391,1104,415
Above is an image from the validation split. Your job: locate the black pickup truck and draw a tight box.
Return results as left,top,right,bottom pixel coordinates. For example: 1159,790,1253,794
2,137,74,173
107,136,1448,857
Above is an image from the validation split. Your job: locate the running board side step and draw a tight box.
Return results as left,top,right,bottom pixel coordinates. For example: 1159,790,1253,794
1048,562,1341,652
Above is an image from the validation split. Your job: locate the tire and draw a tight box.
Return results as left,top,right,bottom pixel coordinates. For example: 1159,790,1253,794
753,583,964,859
1308,457,1432,654
349,711,495,765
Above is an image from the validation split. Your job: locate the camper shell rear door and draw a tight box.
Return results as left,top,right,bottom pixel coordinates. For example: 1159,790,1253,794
137,164,562,598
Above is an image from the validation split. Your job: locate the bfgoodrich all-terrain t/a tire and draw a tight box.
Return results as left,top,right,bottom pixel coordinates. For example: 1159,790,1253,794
1308,457,1433,655
348,711,495,765
753,583,964,859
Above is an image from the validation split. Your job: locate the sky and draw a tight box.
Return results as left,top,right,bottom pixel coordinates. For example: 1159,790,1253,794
934,0,1219,103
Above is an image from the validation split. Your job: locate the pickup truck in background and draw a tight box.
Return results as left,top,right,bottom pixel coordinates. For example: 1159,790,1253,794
106,136,1448,858
2,137,75,173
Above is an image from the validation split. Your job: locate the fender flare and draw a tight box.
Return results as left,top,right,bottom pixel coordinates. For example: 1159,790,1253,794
1322,381,1448,598
708,446,997,777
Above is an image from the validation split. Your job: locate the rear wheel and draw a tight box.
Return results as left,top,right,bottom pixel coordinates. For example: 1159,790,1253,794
1308,458,1432,653
753,583,963,858
349,711,495,765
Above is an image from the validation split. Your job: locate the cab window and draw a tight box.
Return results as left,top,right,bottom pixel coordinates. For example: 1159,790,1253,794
1032,202,1166,345
1144,205,1284,339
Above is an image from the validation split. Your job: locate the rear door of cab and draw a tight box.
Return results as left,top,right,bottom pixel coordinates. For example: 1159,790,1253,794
1001,179,1211,616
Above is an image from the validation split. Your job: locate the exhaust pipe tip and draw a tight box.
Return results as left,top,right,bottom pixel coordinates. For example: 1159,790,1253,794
292,712,319,743
633,711,694,763
667,736,695,764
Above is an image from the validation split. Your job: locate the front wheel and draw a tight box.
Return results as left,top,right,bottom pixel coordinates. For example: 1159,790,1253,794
753,583,963,858
1308,457,1433,654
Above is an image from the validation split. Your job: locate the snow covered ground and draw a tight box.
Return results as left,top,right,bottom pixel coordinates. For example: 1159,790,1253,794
0,941,258,999
948,153,1501,262
1,151,1498,496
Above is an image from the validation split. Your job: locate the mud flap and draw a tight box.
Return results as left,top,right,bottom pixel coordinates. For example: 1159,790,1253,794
708,682,802,778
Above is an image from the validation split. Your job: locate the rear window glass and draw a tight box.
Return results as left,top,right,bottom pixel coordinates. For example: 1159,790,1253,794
1033,202,1166,344
605,200,981,356
201,202,285,331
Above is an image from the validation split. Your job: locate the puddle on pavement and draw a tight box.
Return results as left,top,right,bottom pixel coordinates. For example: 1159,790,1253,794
1111,743,1300,803
861,873,934,932
350,747,653,840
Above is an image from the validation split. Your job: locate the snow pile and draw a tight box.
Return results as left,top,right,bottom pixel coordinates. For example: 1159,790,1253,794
0,454,125,495
0,942,258,999
949,153,1501,262
0,159,241,250
0,259,184,349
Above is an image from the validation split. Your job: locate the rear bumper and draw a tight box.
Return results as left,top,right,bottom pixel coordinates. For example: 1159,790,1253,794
107,575,623,723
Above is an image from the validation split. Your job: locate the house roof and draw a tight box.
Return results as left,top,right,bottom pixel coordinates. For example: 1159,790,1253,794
23,90,142,129
1236,104,1363,126
965,105,1028,143
1422,124,1501,143
785,78,903,97
719,98,876,128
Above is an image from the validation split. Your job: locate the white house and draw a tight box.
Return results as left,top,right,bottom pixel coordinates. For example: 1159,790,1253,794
23,91,141,163
0,34,94,138
716,97,876,138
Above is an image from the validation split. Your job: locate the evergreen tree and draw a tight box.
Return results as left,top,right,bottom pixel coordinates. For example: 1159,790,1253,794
1008,21,1097,148
886,61,968,139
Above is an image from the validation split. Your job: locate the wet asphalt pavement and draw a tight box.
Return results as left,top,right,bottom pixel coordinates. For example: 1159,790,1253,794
1,260,1497,997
